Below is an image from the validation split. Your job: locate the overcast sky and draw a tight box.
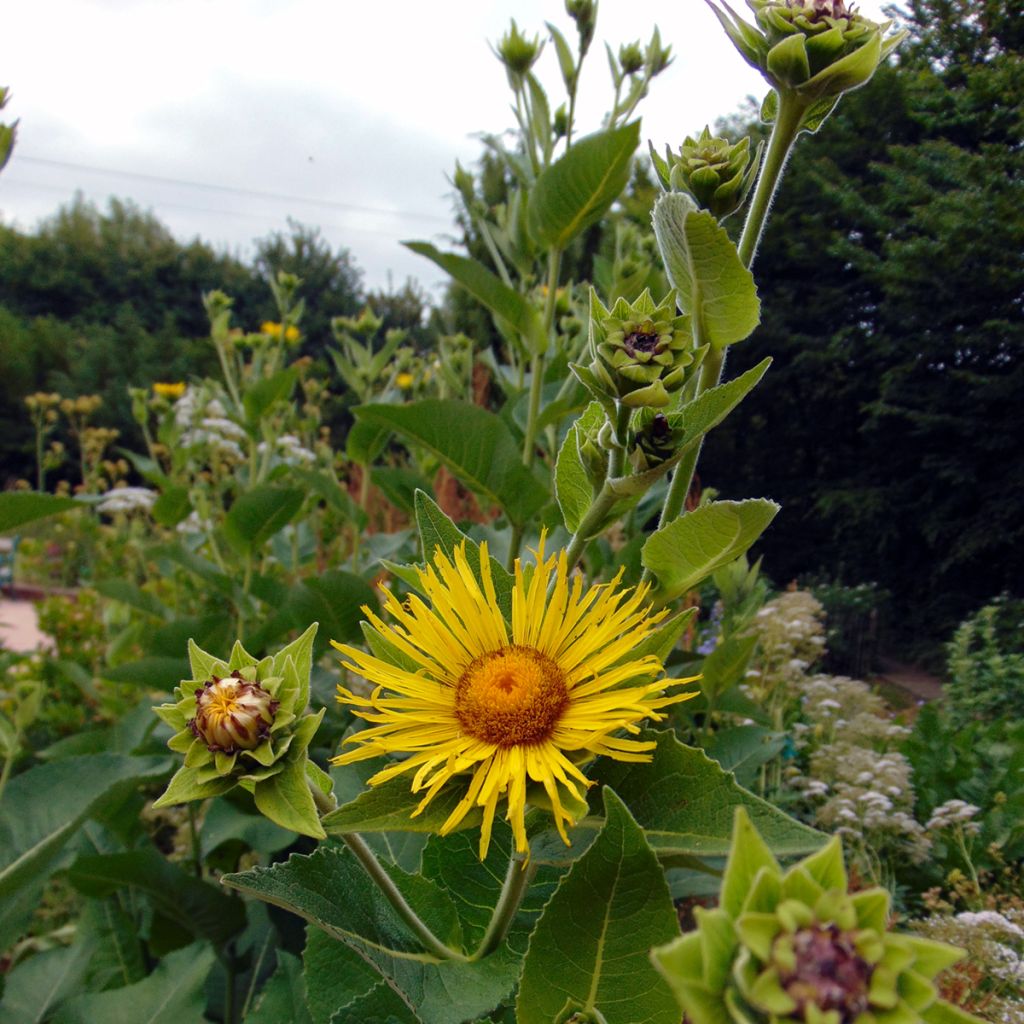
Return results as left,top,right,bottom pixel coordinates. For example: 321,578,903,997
2,0,890,298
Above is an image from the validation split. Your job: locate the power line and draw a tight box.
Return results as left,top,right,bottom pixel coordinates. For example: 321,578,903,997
0,176,432,240
15,154,452,225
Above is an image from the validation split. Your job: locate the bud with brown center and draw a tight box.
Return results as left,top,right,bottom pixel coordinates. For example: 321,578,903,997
153,626,328,839
189,672,279,753
652,807,986,1024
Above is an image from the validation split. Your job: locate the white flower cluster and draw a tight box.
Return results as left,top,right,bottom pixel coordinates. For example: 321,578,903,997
256,433,316,466
808,743,930,861
798,674,911,748
744,590,826,705
97,486,157,515
175,510,214,536
175,391,245,460
926,799,982,836
914,907,1024,1021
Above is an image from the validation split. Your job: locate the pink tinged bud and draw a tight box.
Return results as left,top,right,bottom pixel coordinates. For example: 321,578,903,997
189,672,279,753
778,925,873,1023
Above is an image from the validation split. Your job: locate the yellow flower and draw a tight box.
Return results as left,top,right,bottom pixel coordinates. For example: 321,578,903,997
332,539,698,859
153,381,186,399
395,371,415,390
260,321,301,344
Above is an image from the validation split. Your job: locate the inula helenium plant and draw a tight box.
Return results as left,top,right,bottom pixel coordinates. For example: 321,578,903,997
0,2,995,1023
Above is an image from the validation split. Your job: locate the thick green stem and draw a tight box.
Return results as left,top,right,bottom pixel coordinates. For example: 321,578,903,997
737,92,807,270
471,853,535,960
561,404,632,573
521,249,562,469
307,780,466,962
657,348,724,532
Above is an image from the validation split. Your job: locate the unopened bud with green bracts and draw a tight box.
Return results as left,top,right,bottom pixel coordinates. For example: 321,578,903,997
650,128,761,220
652,807,985,1024
706,0,906,111
494,19,543,84
152,624,328,838
578,289,704,409
629,409,689,472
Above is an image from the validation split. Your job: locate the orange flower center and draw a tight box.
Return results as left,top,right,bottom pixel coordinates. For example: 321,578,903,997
454,645,569,747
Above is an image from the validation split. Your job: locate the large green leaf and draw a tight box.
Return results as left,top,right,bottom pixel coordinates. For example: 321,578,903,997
707,726,787,789
281,570,377,655
674,357,771,447
223,486,305,554
653,191,760,349
346,417,392,465
150,485,191,527
0,491,81,531
224,846,520,1024
0,753,170,949
77,897,147,992
94,579,170,620
50,943,215,1024
101,654,189,689
303,927,417,1024
244,366,298,425
0,941,95,1024
414,491,514,620
245,951,312,1024
404,241,546,353
355,401,549,525
589,730,824,860
67,847,246,945
321,772,480,837
527,121,641,250
554,402,603,534
517,788,681,1024
641,499,780,602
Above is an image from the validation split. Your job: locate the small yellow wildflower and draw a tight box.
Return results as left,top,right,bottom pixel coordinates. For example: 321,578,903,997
260,321,301,344
153,382,187,399
395,372,415,390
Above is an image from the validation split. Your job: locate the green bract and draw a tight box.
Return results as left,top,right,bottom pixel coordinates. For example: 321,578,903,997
152,623,327,838
706,0,907,107
583,288,704,409
651,127,761,221
653,808,984,1024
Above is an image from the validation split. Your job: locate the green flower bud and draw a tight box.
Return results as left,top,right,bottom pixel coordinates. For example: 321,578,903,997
584,289,701,409
651,127,761,220
653,807,985,1024
553,103,569,139
706,0,907,110
565,0,597,55
190,672,279,752
618,41,645,75
629,410,688,471
495,20,543,79
152,627,327,842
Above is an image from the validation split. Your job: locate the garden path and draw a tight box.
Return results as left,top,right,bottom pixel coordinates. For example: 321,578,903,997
0,597,54,653
876,656,944,703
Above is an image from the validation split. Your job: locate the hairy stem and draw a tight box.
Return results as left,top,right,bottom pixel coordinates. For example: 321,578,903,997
737,92,806,270
307,779,467,962
472,853,535,960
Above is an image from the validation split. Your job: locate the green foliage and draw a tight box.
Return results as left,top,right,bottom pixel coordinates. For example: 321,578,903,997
945,596,1024,727
516,789,680,1024
354,400,549,525
703,2,1024,641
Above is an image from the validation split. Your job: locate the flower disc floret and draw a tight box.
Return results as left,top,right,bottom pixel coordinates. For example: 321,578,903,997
332,538,698,858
